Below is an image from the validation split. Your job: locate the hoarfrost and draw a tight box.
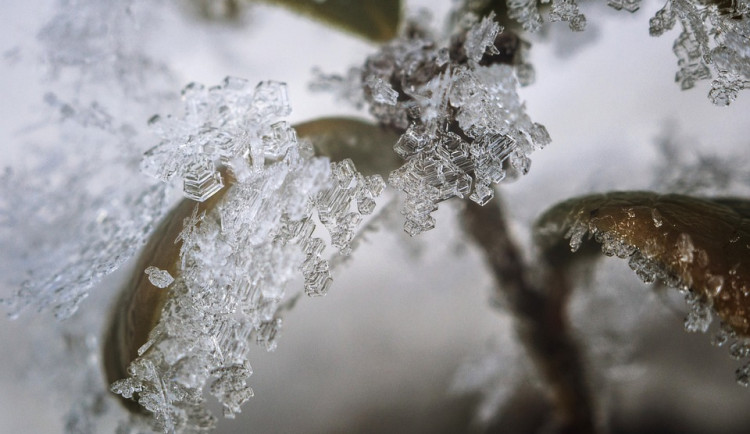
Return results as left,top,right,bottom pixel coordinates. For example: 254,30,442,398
464,12,501,62
313,14,549,236
645,0,750,104
145,267,174,289
461,0,750,104
507,0,543,32
549,0,587,32
557,207,750,384
711,323,750,386
682,289,713,333
112,78,384,431
142,78,295,201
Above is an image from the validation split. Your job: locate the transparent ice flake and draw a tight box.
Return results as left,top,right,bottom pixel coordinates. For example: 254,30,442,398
608,0,640,12
507,0,543,31
145,266,175,289
464,12,502,63
366,76,399,105
183,158,224,202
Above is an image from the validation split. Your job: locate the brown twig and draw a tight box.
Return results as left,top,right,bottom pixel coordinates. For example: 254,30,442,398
462,198,596,433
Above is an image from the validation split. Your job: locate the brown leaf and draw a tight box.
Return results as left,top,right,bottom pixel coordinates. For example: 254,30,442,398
535,191,750,336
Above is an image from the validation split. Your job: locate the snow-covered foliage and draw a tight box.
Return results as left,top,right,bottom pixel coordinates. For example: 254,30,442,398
2,0,750,432
111,77,384,432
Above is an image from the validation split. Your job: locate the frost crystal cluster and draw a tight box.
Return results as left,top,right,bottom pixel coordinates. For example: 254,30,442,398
314,13,549,236
112,78,384,432
464,0,750,104
648,0,750,105
452,0,588,32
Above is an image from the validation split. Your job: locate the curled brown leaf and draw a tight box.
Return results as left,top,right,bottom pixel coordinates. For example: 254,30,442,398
535,191,750,336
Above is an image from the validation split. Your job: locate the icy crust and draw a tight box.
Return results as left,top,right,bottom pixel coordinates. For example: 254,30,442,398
112,79,383,432
313,14,549,236
647,0,750,104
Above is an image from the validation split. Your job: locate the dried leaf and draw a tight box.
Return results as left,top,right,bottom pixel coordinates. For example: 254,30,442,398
535,191,750,336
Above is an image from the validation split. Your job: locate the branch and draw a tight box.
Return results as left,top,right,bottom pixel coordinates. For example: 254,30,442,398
462,198,596,433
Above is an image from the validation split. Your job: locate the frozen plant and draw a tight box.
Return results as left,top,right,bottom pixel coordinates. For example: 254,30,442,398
108,78,385,432
313,12,549,235
1,0,750,433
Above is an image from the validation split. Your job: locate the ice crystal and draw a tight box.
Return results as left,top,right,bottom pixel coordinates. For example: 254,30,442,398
560,211,750,383
145,267,175,289
607,0,641,13
645,0,750,103
712,323,750,386
683,289,713,333
507,0,543,32
142,78,296,201
549,0,587,31
309,67,364,109
464,13,501,62
112,79,383,431
313,14,549,236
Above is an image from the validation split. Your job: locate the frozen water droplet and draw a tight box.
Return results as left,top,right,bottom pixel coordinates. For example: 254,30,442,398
595,231,636,258
694,249,709,268
711,322,735,347
628,251,661,284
